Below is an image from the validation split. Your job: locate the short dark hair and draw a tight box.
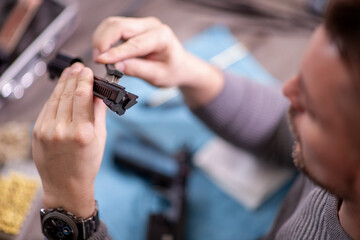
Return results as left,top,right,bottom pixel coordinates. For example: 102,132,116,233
325,0,360,86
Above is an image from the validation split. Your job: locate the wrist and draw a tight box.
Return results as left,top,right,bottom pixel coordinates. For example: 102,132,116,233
179,53,224,108
43,185,95,218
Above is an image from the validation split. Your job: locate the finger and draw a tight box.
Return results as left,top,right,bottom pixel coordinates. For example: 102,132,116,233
33,101,48,136
93,97,107,130
45,68,71,119
116,58,168,87
73,67,95,123
33,67,71,138
56,63,84,123
92,17,161,54
96,24,172,64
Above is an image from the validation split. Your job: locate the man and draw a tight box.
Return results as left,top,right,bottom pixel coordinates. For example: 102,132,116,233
32,0,360,239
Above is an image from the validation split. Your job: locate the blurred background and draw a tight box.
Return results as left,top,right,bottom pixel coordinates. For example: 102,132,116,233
0,0,327,239
0,0,326,122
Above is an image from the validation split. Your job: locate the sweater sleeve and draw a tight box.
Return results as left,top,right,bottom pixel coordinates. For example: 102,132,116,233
89,221,111,240
192,72,295,167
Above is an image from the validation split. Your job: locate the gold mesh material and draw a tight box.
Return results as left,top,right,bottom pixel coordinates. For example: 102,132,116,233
0,172,38,235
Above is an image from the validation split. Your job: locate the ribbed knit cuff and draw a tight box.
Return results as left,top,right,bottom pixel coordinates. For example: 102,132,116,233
89,221,110,240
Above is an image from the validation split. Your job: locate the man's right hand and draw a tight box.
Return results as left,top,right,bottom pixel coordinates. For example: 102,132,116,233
92,17,224,108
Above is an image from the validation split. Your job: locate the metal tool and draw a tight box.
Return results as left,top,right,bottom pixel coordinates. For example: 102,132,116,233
105,63,123,83
47,53,138,116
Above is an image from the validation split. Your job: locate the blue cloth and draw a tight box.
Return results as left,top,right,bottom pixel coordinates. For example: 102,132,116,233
94,25,292,240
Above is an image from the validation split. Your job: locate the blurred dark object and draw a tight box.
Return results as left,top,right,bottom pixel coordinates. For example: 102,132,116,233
0,0,78,108
180,0,322,30
114,136,190,240
47,53,82,79
47,52,138,116
308,0,329,16
0,0,43,58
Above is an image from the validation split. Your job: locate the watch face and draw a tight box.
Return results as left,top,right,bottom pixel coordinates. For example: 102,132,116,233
43,217,75,240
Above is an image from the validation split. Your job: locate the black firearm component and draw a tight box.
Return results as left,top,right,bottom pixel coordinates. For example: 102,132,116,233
47,53,138,116
145,150,189,240
113,135,189,240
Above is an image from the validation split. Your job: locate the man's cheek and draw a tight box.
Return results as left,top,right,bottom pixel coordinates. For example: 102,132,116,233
301,131,332,180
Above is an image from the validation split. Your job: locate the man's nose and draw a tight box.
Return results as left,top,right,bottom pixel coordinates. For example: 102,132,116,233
282,76,304,112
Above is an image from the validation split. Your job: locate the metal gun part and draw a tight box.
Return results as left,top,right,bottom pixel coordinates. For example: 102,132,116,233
47,53,138,116
105,63,123,83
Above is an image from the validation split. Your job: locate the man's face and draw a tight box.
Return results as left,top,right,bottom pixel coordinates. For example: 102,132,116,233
282,26,358,199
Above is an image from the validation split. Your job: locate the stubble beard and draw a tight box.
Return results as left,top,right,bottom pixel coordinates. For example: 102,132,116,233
288,107,307,173
287,107,319,186
292,141,306,172
287,107,347,199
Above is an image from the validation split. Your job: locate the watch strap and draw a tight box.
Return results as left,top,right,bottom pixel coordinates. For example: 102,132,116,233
75,205,99,240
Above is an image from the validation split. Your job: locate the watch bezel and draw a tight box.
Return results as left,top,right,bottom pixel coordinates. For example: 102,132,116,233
41,210,78,240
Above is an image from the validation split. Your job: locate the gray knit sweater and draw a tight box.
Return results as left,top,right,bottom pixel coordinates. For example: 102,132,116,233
192,73,352,240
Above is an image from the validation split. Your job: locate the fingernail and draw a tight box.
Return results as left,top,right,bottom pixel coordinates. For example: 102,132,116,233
115,62,125,71
72,63,83,72
80,68,91,77
98,52,110,60
93,49,99,61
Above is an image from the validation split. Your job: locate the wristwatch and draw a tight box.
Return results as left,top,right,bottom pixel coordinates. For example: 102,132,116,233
40,201,99,240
